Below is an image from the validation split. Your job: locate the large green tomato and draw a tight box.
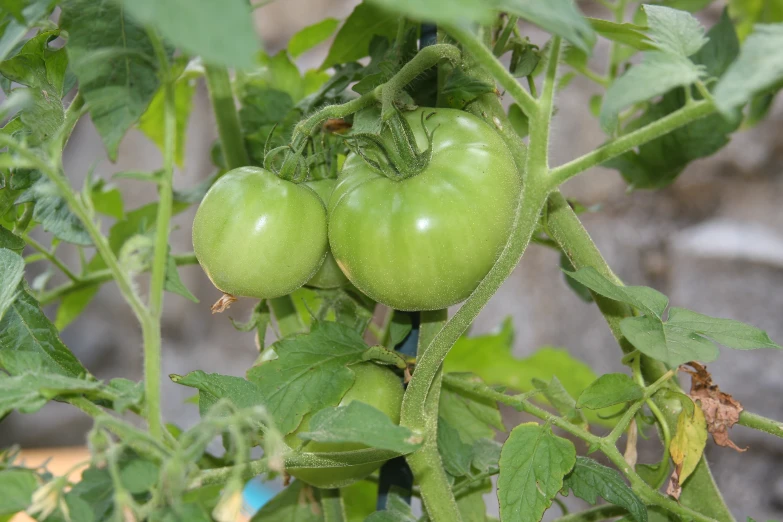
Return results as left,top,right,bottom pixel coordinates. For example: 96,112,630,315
192,167,327,299
285,362,404,488
329,108,520,311
304,179,349,289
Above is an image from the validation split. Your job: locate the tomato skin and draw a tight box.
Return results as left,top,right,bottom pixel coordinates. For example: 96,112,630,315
192,167,327,299
329,108,520,311
286,362,404,488
304,179,349,289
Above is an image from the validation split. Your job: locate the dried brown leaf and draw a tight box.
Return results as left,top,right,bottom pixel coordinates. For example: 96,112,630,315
211,293,237,314
681,362,747,452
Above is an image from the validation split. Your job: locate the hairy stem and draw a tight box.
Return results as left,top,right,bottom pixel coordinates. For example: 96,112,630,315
446,24,538,118
204,64,250,170
549,100,714,187
380,44,461,120
405,310,459,521
551,504,627,522
738,411,783,439
492,15,518,56
144,28,177,441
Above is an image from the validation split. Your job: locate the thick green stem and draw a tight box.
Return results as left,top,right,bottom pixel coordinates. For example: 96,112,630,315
58,92,86,152
205,64,250,170
529,37,560,176
548,100,714,187
544,192,734,521
321,489,347,522
380,44,461,120
607,0,629,79
446,24,538,118
405,310,459,522
141,29,177,442
738,411,783,439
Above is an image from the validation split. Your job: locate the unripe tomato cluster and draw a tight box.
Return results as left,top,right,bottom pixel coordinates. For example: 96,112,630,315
191,108,519,486
192,108,521,311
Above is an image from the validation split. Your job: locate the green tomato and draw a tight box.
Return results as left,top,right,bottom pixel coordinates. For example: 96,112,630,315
329,108,521,311
285,362,404,488
192,167,327,299
304,179,349,289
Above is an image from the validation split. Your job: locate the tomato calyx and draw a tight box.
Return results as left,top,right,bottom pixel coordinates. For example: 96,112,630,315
345,109,436,181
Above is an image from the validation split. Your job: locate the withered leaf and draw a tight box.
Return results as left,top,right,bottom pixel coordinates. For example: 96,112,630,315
682,362,746,452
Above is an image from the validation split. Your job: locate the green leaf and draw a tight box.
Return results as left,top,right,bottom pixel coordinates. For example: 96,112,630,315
366,493,416,522
440,374,505,444
0,469,37,516
498,423,576,522
714,23,783,116
119,459,159,494
386,311,413,347
289,18,340,58
457,485,490,522
298,401,421,453
729,0,783,41
533,376,588,430
577,373,644,410
589,18,656,50
104,378,144,413
470,437,502,474
443,318,607,425
164,253,198,303
562,457,648,522
564,267,668,318
501,0,596,54
321,2,399,70
603,89,738,190
437,416,474,477
690,9,740,79
246,321,368,434
54,285,98,331
59,0,163,160
560,253,593,302
138,59,198,168
441,68,495,108
0,371,100,417
118,0,257,69
620,315,719,366
507,103,529,138
251,481,323,522
599,51,703,133
0,286,86,377
89,179,124,220
0,0,53,62
67,466,115,522
0,30,68,95
14,172,92,245
367,0,496,25
509,42,541,78
170,371,264,417
644,4,708,57
342,480,376,522
666,307,782,351
0,226,24,254
0,248,24,321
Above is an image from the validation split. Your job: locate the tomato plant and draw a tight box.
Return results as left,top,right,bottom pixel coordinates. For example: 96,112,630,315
1,0,783,521
193,166,328,299
329,108,520,311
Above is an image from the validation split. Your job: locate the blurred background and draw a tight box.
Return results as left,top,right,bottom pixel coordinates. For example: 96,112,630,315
2,0,782,519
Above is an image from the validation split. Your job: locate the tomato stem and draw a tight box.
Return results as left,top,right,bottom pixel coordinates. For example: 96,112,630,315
205,64,251,170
